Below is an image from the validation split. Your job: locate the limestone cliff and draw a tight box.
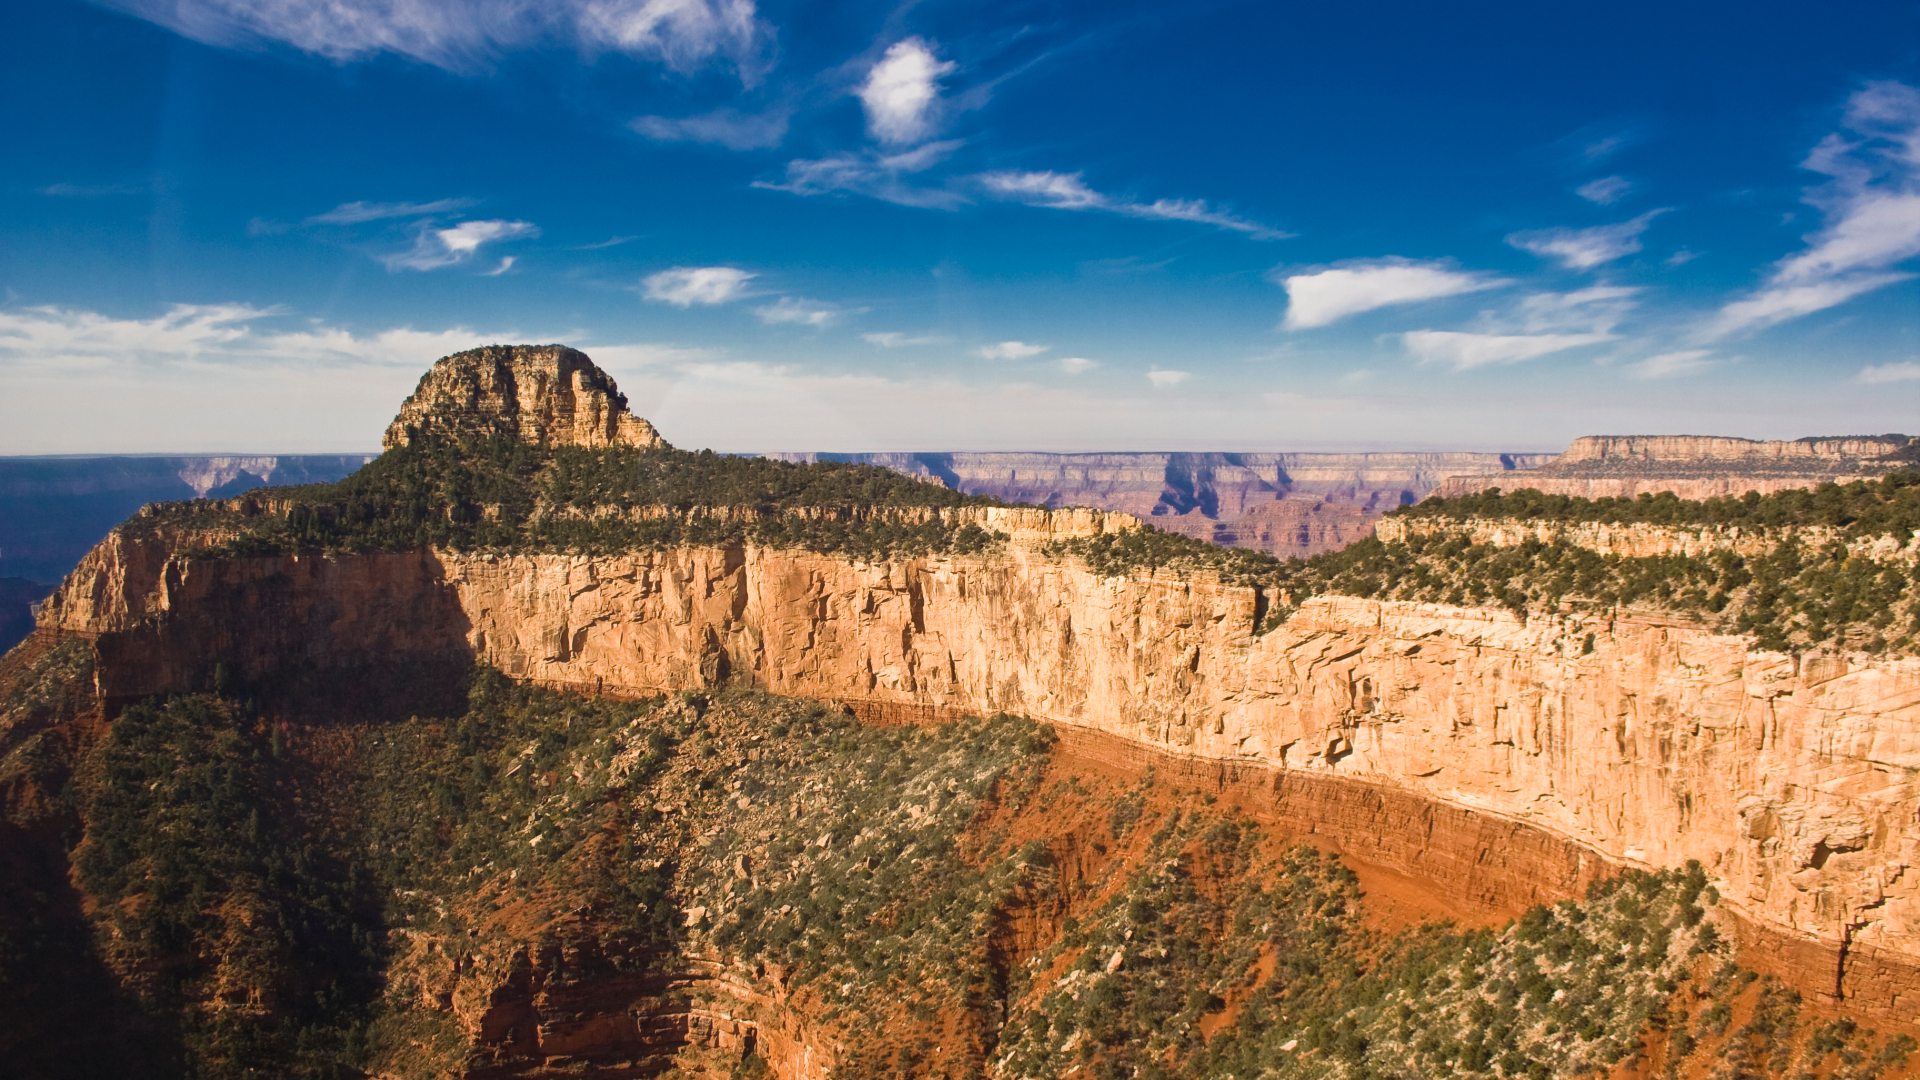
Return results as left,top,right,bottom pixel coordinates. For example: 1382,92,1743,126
1442,433,1915,500
39,518,1920,1022
384,345,669,451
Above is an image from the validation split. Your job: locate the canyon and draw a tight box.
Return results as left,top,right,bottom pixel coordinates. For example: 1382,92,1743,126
40,504,1920,1026
9,346,1920,1078
764,450,1555,557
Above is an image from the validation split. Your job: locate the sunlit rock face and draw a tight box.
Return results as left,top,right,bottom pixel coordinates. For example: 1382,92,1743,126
1441,433,1917,500
383,344,670,451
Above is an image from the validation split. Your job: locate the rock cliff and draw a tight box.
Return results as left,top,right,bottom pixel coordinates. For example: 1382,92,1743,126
1442,433,1915,500
385,344,669,450
39,521,1920,1023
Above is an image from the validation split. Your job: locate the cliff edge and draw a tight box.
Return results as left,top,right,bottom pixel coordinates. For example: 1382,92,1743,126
1441,433,1915,500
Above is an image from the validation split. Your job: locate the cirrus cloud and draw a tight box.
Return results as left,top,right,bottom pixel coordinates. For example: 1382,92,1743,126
977,170,1287,239
1705,82,1920,340
98,0,772,79
1279,258,1507,329
1402,330,1613,371
382,218,539,271
1506,209,1671,270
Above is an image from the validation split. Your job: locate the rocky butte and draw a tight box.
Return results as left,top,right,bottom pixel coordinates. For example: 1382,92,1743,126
4,344,1919,1080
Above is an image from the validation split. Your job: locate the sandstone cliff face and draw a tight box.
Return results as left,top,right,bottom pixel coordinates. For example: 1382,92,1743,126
1441,433,1914,500
764,451,1555,557
1377,516,1920,562
384,345,669,451
39,519,1920,1020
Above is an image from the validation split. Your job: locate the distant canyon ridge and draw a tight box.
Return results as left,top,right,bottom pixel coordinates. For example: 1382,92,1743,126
769,433,1915,559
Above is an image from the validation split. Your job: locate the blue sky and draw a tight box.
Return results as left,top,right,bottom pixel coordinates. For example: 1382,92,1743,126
4,0,1920,453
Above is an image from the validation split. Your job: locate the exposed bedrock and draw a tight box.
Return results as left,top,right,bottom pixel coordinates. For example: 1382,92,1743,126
39,523,1920,1022
764,451,1554,557
1441,433,1916,500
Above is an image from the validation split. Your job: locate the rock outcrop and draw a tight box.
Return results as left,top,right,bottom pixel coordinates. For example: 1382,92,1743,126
39,522,1920,1023
1441,434,1915,500
384,345,669,451
765,451,1555,557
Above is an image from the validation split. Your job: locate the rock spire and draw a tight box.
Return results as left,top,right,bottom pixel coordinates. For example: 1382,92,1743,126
383,345,671,451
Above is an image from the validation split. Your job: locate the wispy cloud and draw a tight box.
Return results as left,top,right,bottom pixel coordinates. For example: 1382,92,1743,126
576,235,641,250
308,198,475,225
978,341,1047,360
1859,360,1920,384
1403,330,1614,371
1576,175,1632,205
756,141,965,208
859,37,955,146
1629,349,1719,379
383,219,538,270
1511,285,1641,333
1146,368,1189,387
864,332,945,347
642,266,756,306
1278,258,1506,329
1506,209,1670,270
1706,82,1920,339
631,106,789,150
756,296,839,327
38,181,146,197
481,256,517,276
99,0,771,79
1059,357,1098,374
976,170,1287,239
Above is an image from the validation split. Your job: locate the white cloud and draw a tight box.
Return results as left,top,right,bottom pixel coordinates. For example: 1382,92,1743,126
864,332,945,347
1506,209,1670,270
309,198,475,224
1667,249,1700,266
1576,176,1632,205
482,256,516,276
643,266,757,306
383,219,539,270
631,107,789,150
1512,285,1640,333
977,171,1287,239
978,341,1048,360
1707,82,1920,339
1859,360,1920,384
859,38,955,146
0,303,516,452
1630,349,1719,379
1059,357,1098,374
1402,330,1613,371
1279,258,1506,329
100,0,770,79
1146,368,1190,387
756,296,838,327
756,141,965,208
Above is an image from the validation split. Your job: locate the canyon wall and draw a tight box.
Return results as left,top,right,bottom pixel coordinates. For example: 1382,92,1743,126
1441,433,1914,500
39,514,1920,1022
764,451,1555,557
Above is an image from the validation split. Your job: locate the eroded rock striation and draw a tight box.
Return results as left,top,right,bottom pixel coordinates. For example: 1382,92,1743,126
765,450,1554,557
385,344,669,451
21,345,1920,1047
1442,433,1916,500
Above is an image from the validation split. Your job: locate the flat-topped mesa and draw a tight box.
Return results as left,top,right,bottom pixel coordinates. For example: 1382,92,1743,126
1438,431,1917,499
383,344,671,451
1556,433,1912,468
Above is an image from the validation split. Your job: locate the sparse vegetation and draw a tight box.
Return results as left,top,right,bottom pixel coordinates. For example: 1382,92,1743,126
125,436,1008,562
